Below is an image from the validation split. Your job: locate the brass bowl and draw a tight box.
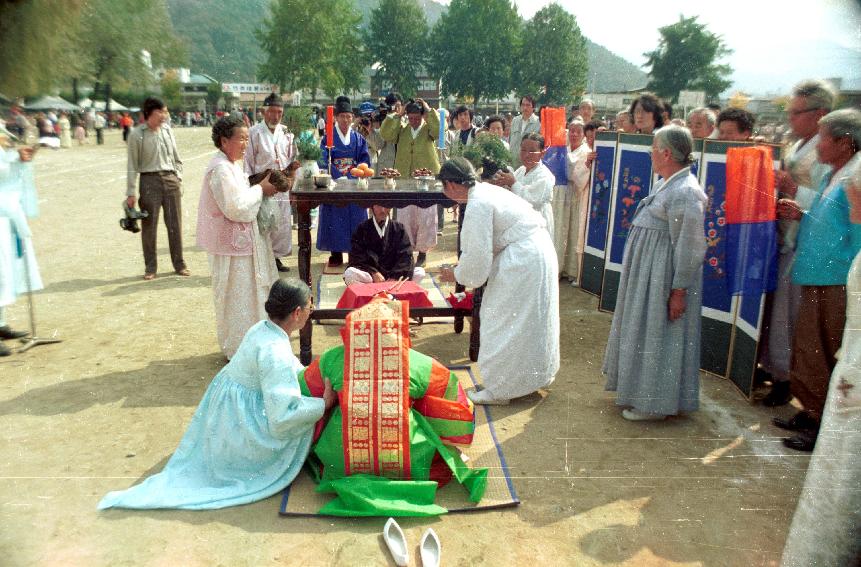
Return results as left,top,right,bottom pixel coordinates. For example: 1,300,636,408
313,174,331,188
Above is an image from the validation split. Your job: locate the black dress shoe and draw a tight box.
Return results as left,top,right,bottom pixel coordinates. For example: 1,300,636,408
0,325,28,340
275,258,290,273
0,341,11,357
762,381,792,407
415,252,426,267
327,253,344,268
773,411,819,432
782,432,816,452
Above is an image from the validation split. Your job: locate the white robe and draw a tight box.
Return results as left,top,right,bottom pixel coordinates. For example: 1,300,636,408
455,183,560,400
781,251,861,566
512,162,555,238
554,141,591,278
243,122,296,257
207,158,279,359
0,150,42,308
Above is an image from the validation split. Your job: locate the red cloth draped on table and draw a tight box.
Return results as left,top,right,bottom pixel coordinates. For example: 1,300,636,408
725,145,779,295
336,281,433,310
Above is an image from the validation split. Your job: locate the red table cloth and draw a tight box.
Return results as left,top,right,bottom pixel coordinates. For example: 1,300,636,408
335,281,434,310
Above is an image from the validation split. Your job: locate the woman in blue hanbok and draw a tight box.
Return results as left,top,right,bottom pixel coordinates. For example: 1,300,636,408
98,279,336,510
0,137,42,356
317,96,371,267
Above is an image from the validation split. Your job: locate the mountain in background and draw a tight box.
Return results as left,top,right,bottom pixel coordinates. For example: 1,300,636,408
166,0,647,93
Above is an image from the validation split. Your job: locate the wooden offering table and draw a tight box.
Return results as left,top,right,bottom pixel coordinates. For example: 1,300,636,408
292,177,481,365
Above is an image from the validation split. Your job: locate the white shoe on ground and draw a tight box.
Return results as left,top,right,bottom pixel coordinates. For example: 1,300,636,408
420,528,441,567
383,518,409,567
622,408,666,421
467,388,510,406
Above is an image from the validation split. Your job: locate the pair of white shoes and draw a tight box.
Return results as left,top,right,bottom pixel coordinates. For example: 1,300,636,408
383,518,441,567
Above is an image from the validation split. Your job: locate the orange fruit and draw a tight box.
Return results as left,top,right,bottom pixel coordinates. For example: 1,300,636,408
350,167,362,177
358,163,370,170
366,168,375,177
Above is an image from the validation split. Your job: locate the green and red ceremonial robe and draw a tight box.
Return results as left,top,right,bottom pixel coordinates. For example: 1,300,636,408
298,298,487,516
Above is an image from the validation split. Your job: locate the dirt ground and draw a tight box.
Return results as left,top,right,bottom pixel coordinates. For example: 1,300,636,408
0,127,811,566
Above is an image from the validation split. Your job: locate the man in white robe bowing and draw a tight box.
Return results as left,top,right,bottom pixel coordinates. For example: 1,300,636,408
244,93,297,273
439,158,559,405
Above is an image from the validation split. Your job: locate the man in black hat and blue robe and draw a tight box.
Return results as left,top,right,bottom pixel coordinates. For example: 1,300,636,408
318,96,371,267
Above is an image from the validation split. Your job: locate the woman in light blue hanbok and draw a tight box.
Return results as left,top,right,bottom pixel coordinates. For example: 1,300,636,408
98,279,336,510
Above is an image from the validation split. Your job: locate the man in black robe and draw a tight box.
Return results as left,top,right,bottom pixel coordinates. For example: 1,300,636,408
344,205,425,285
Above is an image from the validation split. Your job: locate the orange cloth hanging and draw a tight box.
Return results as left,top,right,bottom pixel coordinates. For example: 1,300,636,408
725,146,775,223
540,107,567,147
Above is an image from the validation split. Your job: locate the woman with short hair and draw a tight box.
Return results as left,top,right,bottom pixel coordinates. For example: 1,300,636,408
629,94,665,135
99,279,336,510
603,125,708,420
196,115,279,359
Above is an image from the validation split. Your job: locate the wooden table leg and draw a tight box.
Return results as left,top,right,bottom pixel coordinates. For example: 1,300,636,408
298,204,313,365
469,285,483,362
454,202,466,334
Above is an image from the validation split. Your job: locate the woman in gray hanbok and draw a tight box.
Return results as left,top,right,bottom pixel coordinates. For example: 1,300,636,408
603,126,707,420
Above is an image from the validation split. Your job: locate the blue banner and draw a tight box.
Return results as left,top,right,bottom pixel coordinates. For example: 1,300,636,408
541,146,568,186
586,144,615,252
700,160,732,313
608,149,652,265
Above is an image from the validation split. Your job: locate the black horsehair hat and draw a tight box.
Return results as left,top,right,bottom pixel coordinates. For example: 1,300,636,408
334,96,352,115
263,93,283,107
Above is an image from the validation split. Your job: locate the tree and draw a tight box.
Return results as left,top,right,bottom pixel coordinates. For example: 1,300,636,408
516,3,587,107
0,1,85,98
166,0,268,83
643,15,732,103
364,0,429,98
257,0,364,101
73,0,186,110
160,70,183,111
206,82,224,111
429,0,521,107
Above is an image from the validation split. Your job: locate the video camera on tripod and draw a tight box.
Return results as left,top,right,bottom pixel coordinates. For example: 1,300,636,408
119,201,149,233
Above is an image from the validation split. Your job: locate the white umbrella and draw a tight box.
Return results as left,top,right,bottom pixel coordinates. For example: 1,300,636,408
24,95,79,111
77,98,129,112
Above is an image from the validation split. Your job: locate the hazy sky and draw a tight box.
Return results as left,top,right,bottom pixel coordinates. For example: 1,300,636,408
438,0,861,95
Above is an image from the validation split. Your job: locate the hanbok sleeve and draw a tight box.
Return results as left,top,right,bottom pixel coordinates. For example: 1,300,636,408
425,109,440,142
258,342,326,439
379,115,401,143
454,200,494,288
242,131,256,174
668,185,707,290
411,355,476,444
567,147,590,193
349,222,381,274
209,163,263,223
512,167,554,209
388,224,416,280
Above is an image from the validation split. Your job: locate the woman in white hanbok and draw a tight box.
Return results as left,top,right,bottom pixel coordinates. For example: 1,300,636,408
494,133,555,237
196,116,280,358
556,120,591,281
439,158,559,405
0,143,42,356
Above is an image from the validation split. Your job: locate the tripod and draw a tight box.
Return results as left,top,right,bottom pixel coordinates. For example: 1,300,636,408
17,236,60,353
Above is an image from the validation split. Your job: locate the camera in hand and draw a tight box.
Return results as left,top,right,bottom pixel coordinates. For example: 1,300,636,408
120,201,149,233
